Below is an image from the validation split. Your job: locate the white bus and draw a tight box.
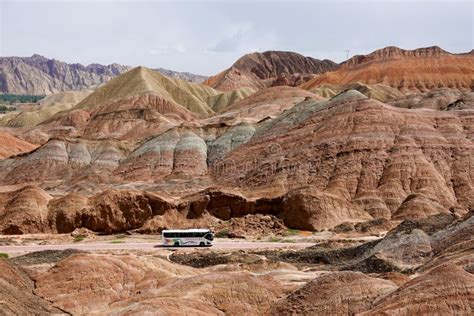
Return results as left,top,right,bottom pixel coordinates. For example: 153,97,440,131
162,229,214,247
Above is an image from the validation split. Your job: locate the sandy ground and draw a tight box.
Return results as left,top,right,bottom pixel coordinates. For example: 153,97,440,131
0,231,382,257
0,240,316,255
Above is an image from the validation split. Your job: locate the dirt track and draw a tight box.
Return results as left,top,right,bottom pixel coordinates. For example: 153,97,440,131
0,240,315,255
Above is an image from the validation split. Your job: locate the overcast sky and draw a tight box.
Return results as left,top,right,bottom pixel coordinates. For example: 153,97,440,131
0,0,472,75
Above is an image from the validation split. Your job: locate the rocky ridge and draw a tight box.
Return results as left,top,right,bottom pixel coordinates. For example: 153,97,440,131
204,51,338,91
300,46,474,92
0,54,207,95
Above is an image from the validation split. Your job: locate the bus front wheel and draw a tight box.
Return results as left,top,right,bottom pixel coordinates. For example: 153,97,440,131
199,242,205,247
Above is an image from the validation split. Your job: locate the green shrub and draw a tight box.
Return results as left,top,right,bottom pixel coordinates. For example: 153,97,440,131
110,240,125,244
0,105,17,112
114,234,127,239
73,235,85,243
284,228,300,236
215,229,230,238
0,253,9,259
268,237,282,242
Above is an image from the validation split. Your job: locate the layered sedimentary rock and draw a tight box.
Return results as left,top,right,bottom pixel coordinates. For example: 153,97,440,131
0,259,62,314
270,271,397,315
272,212,472,273
0,186,175,234
0,185,52,234
74,66,219,116
1,139,125,184
310,82,404,102
0,131,37,159
364,264,474,315
206,87,256,112
204,51,337,91
29,66,224,141
34,253,283,315
2,89,473,231
116,128,209,180
214,90,474,226
388,88,474,110
204,86,324,127
34,254,199,314
281,187,373,230
82,94,198,140
0,90,92,128
300,46,474,92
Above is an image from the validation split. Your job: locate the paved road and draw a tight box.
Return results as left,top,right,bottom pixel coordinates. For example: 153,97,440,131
0,241,315,255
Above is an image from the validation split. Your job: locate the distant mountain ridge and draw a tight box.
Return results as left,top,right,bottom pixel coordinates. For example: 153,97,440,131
204,51,338,91
300,46,474,92
0,55,207,95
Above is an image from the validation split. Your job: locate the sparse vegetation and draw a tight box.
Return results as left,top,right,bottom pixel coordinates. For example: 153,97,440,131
73,235,86,243
284,228,301,236
268,236,282,242
114,233,127,239
0,94,44,105
215,229,230,238
268,236,296,243
0,252,9,259
110,240,125,244
0,105,17,113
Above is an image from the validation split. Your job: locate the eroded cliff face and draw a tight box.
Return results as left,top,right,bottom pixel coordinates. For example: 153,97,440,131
1,90,473,233
214,91,474,223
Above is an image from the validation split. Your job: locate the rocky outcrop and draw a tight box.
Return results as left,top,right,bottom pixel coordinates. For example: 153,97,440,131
48,189,175,234
0,185,52,234
300,46,474,92
204,51,337,91
0,186,176,234
281,187,373,230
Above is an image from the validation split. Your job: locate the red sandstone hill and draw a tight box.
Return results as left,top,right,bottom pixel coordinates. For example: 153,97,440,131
204,51,338,91
213,90,474,229
300,46,474,92
0,131,37,159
